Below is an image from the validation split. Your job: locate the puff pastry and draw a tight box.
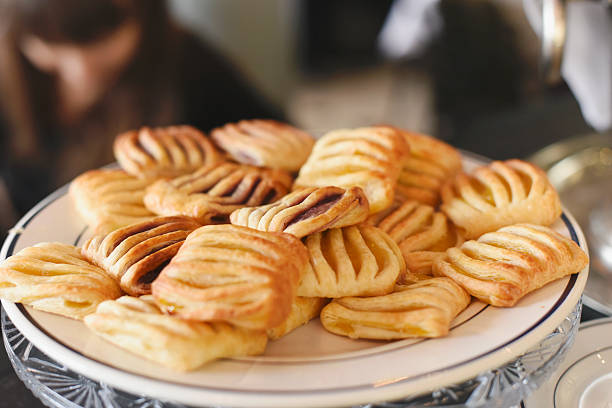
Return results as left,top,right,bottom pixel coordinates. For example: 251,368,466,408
152,224,309,330
433,224,588,307
70,169,156,232
320,277,470,340
0,243,121,319
82,216,201,296
395,129,462,206
114,125,222,179
267,297,328,340
374,200,464,283
229,186,369,238
294,126,408,213
440,159,562,239
84,295,267,371
210,119,314,172
298,224,405,298
144,162,293,224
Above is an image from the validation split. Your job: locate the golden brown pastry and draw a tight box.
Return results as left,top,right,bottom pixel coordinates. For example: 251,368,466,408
114,125,222,179
144,162,292,224
320,277,471,340
229,186,369,238
152,224,309,330
84,295,267,371
298,224,405,298
294,126,408,213
82,216,201,296
210,119,315,172
440,159,562,239
395,129,462,206
0,243,121,320
70,168,157,232
267,297,328,340
433,224,588,307
374,200,464,283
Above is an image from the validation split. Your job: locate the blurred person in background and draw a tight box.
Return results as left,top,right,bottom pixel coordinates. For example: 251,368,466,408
0,0,279,233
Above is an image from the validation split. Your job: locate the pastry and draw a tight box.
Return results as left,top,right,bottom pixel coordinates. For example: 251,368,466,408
144,162,293,224
84,295,267,371
394,129,462,206
433,223,589,307
320,277,471,340
229,186,369,238
152,224,309,330
70,168,156,232
374,200,464,283
114,125,222,179
440,159,562,239
294,126,408,213
82,216,201,296
0,243,121,320
298,224,405,298
210,119,314,172
267,297,328,340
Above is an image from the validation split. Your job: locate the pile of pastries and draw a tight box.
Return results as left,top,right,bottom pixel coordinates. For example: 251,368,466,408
0,121,588,371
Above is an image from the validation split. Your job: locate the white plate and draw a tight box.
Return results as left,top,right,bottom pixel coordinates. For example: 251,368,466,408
524,318,612,408
1,155,589,408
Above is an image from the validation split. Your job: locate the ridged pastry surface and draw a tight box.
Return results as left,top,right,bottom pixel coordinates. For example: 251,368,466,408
0,242,121,320
210,119,314,172
84,295,267,371
82,216,201,296
144,162,292,224
114,125,222,179
298,224,405,298
152,224,308,330
320,277,470,340
440,159,562,239
230,186,369,238
433,223,588,307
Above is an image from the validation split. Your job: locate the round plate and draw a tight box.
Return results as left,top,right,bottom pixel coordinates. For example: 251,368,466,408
524,317,612,408
1,155,589,408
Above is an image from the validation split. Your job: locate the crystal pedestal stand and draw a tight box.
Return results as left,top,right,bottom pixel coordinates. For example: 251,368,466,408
2,301,581,408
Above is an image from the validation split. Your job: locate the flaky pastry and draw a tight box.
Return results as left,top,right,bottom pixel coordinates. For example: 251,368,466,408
84,296,267,371
210,119,314,172
440,159,562,239
82,216,201,296
267,297,328,340
229,186,369,238
298,224,405,298
114,125,222,179
152,224,308,330
320,277,470,340
294,126,408,213
0,243,121,319
144,162,292,224
433,224,588,307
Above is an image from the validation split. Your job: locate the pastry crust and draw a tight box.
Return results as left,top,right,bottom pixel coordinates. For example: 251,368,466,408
84,295,267,371
114,125,222,179
144,162,293,224
70,168,156,232
294,126,408,213
394,130,462,206
229,186,369,238
433,224,589,307
298,224,405,298
210,119,314,172
320,277,470,340
374,200,464,283
440,159,562,239
267,297,328,340
0,243,121,320
152,224,309,330
82,216,201,296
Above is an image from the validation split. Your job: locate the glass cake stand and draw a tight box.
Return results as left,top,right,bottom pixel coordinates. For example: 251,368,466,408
2,300,581,408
